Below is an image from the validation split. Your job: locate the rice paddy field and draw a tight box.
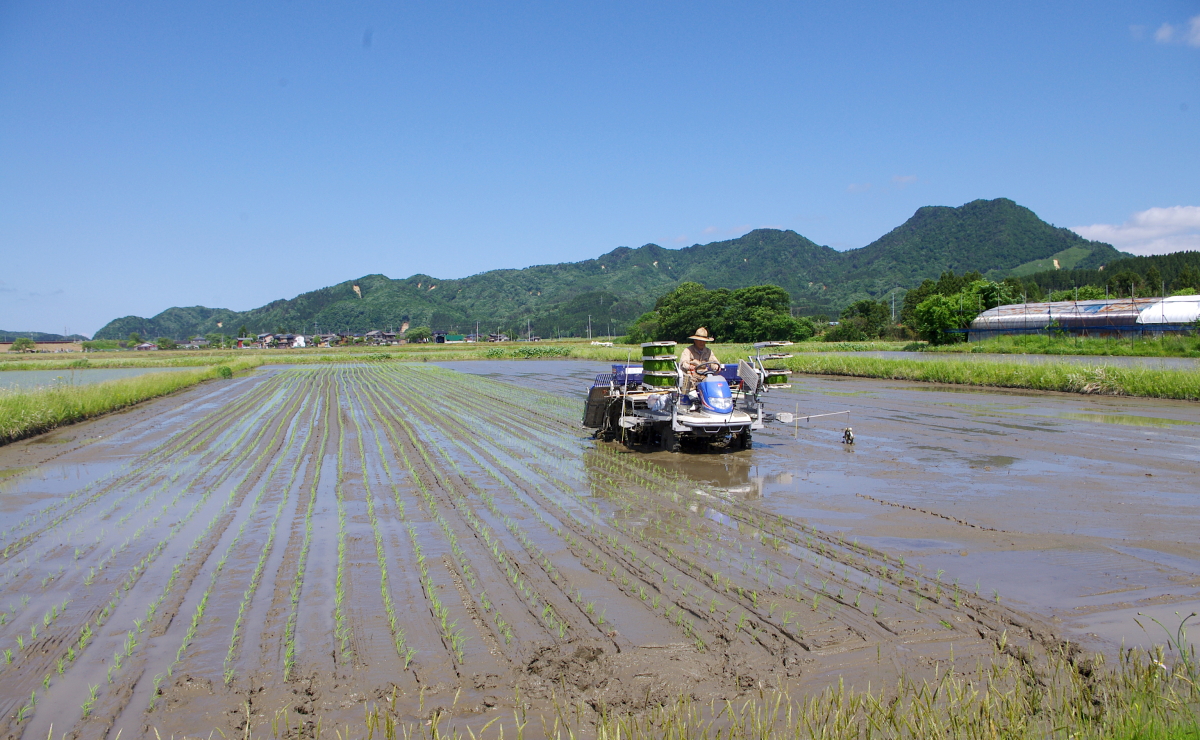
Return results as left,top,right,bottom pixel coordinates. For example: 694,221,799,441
0,362,1197,739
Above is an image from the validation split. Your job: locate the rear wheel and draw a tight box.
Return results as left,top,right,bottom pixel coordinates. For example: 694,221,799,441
740,433,753,450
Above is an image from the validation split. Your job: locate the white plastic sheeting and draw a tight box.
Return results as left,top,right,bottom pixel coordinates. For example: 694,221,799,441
1136,296,1200,325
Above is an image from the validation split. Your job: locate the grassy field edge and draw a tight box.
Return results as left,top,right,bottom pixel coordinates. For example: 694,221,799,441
0,359,260,445
784,354,1200,401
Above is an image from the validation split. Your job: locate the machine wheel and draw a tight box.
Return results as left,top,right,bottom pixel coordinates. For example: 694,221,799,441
741,433,753,450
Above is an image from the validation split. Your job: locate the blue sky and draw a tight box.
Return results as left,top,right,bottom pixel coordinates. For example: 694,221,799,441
2,1,1197,336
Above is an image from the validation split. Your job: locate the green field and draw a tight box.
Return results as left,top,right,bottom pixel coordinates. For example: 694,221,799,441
928,333,1200,358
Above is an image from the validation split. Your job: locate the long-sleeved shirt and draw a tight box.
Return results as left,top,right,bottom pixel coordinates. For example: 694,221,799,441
679,344,720,374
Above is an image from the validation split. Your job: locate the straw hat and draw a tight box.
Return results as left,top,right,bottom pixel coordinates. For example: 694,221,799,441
688,327,715,342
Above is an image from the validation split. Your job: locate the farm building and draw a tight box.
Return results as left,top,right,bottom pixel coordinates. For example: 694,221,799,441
968,295,1200,341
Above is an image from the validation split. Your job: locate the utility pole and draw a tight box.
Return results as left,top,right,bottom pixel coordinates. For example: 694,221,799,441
588,315,592,340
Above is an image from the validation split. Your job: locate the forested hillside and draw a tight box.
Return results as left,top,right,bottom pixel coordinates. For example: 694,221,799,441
1,330,89,342
95,198,1127,340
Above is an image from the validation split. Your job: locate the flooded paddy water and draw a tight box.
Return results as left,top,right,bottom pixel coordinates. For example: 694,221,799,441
0,360,1195,738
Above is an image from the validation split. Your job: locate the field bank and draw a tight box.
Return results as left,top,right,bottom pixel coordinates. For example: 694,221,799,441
0,362,1195,738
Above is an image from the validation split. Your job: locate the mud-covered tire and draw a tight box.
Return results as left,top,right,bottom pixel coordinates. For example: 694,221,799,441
741,433,753,450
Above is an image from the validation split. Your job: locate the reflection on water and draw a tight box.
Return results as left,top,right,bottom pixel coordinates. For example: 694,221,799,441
1053,412,1198,428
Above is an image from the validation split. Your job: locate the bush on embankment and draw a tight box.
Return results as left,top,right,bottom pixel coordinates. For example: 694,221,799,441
784,354,1200,401
0,361,255,445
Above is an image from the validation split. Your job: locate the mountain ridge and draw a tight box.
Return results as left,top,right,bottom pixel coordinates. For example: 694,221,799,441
94,198,1128,340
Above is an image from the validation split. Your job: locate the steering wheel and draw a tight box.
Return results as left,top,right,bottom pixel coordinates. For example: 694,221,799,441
694,363,720,376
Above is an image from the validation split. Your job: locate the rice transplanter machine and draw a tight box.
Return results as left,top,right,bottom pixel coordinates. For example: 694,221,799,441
582,341,803,452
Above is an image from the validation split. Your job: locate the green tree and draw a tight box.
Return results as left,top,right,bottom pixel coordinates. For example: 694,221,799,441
238,325,250,338
1049,285,1105,302
655,282,733,341
823,321,868,342
10,337,36,352
625,311,661,344
914,294,966,344
839,299,891,338
156,337,177,350
405,326,432,343
1145,266,1163,296
128,332,143,345
1107,270,1141,298
1175,265,1200,294
900,279,937,327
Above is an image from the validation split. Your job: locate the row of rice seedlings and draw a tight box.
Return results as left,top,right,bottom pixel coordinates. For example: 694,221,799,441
331,376,352,663
578,441,959,630
399,374,722,648
0,368,285,558
355,369,553,648
378,371,689,634
7,374,303,724
405,522,464,662
691,494,987,628
356,369,527,654
222,393,313,685
341,378,418,668
283,375,331,680
2,508,173,686
366,370,577,643
147,379,314,709
344,374,473,661
0,372,295,637
28,374,309,657
368,370,744,650
387,381,719,644
511,443,830,647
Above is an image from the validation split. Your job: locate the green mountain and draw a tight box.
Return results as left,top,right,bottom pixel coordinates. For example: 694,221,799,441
1020,251,1200,295
94,198,1127,340
1,330,90,342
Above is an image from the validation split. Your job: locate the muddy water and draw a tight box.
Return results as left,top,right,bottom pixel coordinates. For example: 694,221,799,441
0,360,1192,739
448,360,1200,655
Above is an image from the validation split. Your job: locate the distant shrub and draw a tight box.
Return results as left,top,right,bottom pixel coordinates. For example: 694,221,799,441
485,346,571,359
215,366,233,379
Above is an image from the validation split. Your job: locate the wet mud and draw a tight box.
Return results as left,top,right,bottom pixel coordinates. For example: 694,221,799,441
0,361,1194,738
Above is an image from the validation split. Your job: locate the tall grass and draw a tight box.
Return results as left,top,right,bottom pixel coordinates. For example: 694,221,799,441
784,354,1200,400
0,360,255,444
929,333,1200,358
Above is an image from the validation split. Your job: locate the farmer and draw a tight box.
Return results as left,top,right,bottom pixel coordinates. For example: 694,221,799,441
679,327,720,396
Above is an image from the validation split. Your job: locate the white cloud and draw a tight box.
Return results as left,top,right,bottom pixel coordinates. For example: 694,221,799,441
846,182,872,193
1072,206,1200,256
1129,24,1146,41
1151,15,1200,46
892,175,917,185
